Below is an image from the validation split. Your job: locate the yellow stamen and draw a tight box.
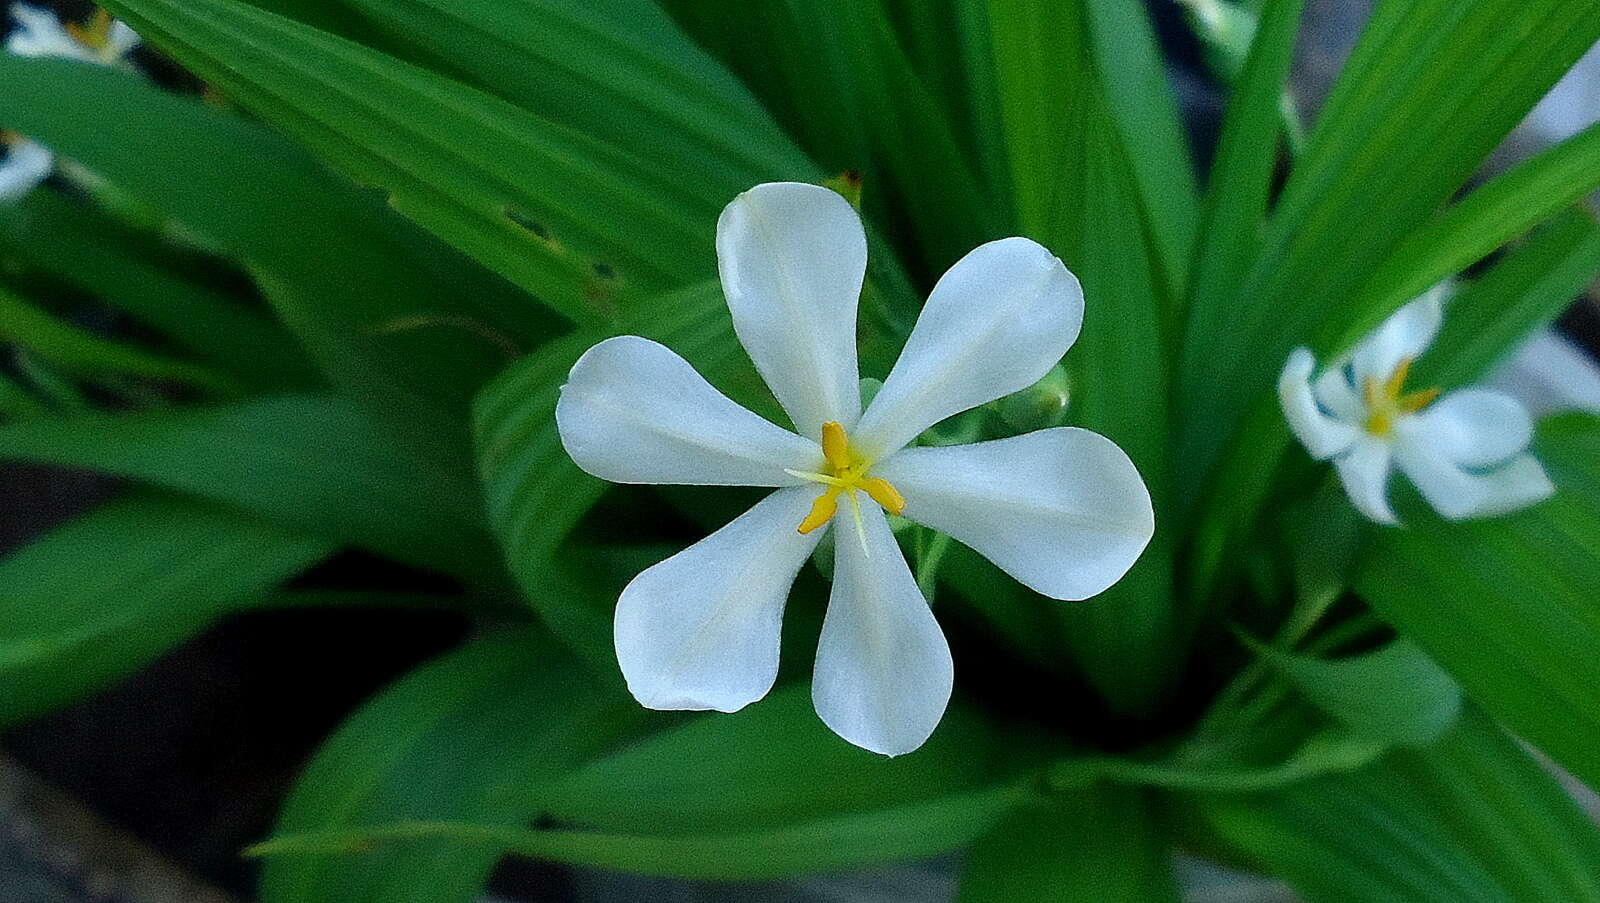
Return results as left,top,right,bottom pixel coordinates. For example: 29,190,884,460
1363,356,1439,437
859,477,906,515
797,487,841,535
788,422,906,541
821,421,851,471
1398,386,1440,413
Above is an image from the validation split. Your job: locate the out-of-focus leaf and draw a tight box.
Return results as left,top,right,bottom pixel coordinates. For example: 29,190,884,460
0,190,313,391
1327,123,1600,355
1081,0,1199,294
1355,414,1600,790
0,493,330,728
1251,637,1462,747
0,283,236,394
1186,0,1305,336
261,629,645,903
254,792,1020,880
0,396,496,580
0,57,548,476
1416,207,1600,388
1187,707,1600,902
104,0,729,324
541,687,1046,835
958,786,1179,903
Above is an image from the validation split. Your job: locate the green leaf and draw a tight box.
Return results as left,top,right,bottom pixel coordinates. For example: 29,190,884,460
1187,707,1600,902
253,792,1021,881
261,628,645,903
1186,0,1305,342
1081,0,1200,294
984,6,1179,710
1179,0,1600,488
959,786,1180,903
0,190,313,392
0,493,330,728
541,686,1047,835
0,56,549,475
1355,414,1600,790
1326,123,1600,355
1416,207,1600,389
103,0,730,324
0,395,497,581
1251,637,1462,747
334,0,817,188
661,0,1001,273
0,282,237,394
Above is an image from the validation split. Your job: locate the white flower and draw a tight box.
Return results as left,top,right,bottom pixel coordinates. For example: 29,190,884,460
1279,286,1555,524
556,182,1154,755
6,4,139,65
0,136,52,202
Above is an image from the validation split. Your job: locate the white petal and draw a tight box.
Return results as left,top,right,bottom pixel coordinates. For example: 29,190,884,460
1350,286,1445,387
1280,348,1360,460
812,504,952,756
103,20,140,60
0,139,52,203
1392,438,1554,521
715,182,865,439
615,487,823,713
556,335,820,486
873,428,1153,601
1400,388,1533,468
1335,437,1398,524
1312,363,1366,423
853,237,1083,460
6,4,94,60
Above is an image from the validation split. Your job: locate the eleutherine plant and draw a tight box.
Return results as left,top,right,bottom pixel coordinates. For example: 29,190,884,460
1,1,1599,900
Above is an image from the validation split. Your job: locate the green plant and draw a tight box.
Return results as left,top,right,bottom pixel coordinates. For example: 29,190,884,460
2,0,1600,899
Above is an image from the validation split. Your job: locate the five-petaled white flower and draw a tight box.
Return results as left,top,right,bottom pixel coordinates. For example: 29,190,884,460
1279,287,1554,524
556,182,1154,755
1,4,140,203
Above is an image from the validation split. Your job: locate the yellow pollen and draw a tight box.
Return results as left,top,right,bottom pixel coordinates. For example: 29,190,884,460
65,9,114,51
1363,356,1439,437
788,421,906,537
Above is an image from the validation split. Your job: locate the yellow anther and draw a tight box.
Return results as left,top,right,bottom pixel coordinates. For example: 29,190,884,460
859,477,905,515
1398,386,1440,413
821,421,851,471
797,487,841,535
1363,356,1438,437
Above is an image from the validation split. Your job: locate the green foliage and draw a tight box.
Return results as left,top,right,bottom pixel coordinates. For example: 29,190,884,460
3,0,1600,898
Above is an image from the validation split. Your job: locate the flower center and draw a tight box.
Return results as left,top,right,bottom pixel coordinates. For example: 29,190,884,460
65,9,114,53
1363,357,1440,438
785,421,905,537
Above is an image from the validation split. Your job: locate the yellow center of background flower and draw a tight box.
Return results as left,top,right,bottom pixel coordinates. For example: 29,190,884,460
1363,357,1440,437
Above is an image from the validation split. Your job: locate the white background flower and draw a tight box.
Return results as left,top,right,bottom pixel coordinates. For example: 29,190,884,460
7,3,139,65
1279,287,1555,524
557,182,1154,755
